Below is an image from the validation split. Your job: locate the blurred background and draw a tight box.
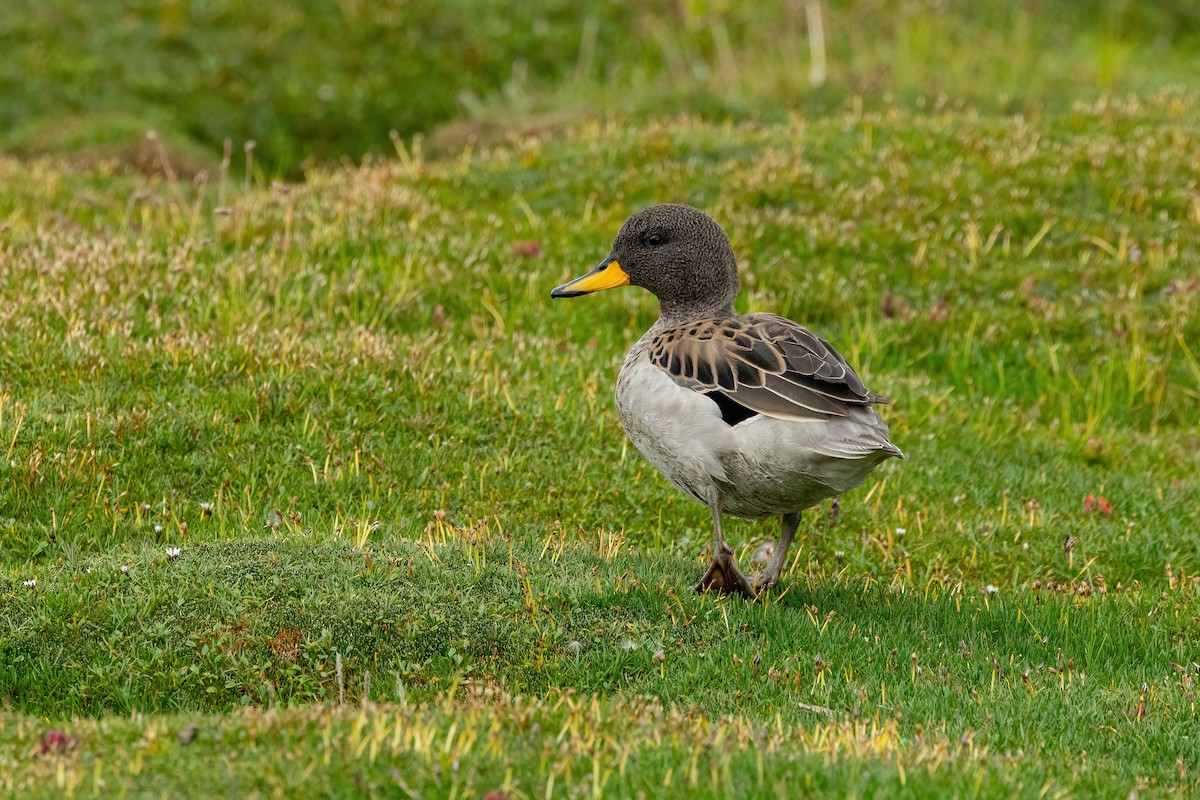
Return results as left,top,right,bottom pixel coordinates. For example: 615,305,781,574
2,0,1197,177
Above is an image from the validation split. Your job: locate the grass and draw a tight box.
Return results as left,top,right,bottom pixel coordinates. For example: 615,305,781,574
2,690,1143,798
2,1,1198,174
3,535,1199,796
2,9,1200,793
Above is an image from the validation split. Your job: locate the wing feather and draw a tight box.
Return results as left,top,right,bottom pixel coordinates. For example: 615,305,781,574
648,312,891,421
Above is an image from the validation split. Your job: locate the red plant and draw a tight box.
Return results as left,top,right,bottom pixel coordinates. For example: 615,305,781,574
39,730,72,755
1083,494,1113,517
511,240,542,258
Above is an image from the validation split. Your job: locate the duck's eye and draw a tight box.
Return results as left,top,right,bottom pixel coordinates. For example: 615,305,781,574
646,232,666,246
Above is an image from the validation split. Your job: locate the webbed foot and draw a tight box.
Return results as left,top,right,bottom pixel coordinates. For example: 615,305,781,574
695,544,757,599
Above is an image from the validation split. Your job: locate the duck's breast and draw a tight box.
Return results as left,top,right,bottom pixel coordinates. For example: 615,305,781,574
614,347,733,502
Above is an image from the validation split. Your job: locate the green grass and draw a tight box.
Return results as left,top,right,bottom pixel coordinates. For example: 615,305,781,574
4,532,1200,797
1,690,1145,798
2,65,1200,800
2,1,1198,174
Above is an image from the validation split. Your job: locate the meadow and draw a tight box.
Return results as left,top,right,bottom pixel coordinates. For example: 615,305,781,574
2,2,1200,798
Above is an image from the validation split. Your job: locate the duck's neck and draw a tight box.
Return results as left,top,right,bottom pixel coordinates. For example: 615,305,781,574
654,298,736,329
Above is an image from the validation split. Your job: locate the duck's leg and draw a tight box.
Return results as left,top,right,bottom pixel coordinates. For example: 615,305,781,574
755,512,800,592
695,488,755,598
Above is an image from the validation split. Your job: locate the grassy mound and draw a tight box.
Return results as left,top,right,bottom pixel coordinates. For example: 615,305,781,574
1,89,1199,795
2,1,1197,173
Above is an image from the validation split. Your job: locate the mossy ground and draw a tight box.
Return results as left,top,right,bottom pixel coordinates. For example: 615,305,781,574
2,4,1200,797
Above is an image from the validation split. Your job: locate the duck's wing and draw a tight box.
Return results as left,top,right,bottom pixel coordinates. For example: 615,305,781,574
647,313,891,421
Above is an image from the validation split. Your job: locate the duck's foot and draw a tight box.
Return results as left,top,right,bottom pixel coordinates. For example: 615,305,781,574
753,569,781,595
695,544,756,599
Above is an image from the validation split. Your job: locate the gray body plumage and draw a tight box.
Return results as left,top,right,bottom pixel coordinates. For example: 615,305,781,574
616,323,899,520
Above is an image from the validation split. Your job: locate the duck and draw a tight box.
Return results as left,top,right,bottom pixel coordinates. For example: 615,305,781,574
551,204,903,599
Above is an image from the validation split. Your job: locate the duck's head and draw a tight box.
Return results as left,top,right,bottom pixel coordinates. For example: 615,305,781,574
552,204,739,319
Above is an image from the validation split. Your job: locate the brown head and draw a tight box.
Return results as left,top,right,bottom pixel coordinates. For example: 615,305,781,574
552,204,740,322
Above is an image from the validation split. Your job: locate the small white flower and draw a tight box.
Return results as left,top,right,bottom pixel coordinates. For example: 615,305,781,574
1022,542,1030,551
166,546,182,561
834,550,845,560
23,578,36,587
154,525,164,534
120,564,130,574
985,584,998,595
198,502,214,517
896,527,907,536
618,638,638,651
752,540,775,566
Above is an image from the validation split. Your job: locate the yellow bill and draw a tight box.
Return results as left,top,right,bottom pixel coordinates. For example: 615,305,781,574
551,257,630,298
